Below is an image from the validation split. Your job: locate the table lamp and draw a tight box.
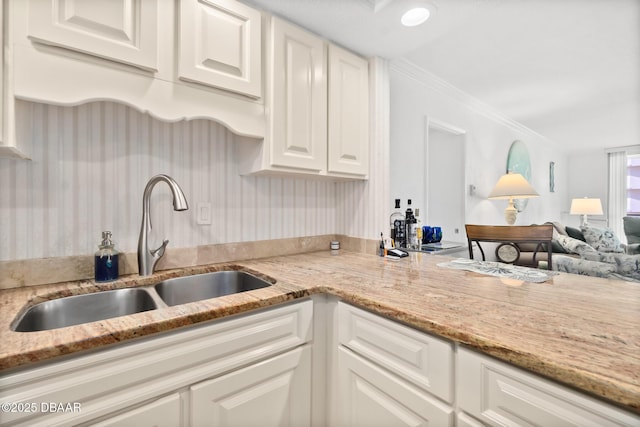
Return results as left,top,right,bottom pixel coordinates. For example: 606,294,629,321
570,197,603,226
488,172,539,225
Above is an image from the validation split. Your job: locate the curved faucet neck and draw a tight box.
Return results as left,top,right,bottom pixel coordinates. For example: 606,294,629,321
138,175,189,276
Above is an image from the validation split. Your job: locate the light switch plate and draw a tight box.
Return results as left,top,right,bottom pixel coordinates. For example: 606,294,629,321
196,202,212,225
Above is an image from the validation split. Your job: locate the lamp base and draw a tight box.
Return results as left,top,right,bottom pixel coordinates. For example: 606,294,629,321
581,214,589,227
504,198,517,225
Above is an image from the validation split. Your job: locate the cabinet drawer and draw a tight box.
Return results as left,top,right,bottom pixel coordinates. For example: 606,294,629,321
457,347,640,427
0,300,312,426
338,302,454,403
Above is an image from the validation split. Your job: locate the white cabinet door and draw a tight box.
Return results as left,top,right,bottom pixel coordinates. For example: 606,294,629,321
337,347,454,427
88,394,182,427
179,0,262,98
27,0,159,71
190,345,311,427
328,44,369,176
269,17,327,172
458,347,640,427
338,301,453,403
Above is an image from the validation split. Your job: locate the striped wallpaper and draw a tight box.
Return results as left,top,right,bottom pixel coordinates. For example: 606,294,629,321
0,59,389,262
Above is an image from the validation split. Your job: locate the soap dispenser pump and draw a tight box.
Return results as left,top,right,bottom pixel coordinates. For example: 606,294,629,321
95,231,119,282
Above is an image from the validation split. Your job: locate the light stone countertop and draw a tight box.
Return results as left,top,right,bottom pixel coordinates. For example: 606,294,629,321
0,251,638,413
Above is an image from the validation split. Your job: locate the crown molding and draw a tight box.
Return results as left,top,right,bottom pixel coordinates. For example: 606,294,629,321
390,58,556,146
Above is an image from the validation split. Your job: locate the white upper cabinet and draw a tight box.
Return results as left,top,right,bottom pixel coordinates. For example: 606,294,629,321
27,0,159,71
5,0,265,155
179,0,262,99
328,44,369,176
0,3,27,159
236,16,370,180
269,16,327,172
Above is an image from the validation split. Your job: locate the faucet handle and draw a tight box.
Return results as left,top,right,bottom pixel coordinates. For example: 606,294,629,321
151,239,170,259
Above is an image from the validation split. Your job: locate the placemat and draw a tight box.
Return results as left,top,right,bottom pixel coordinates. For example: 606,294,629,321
437,258,558,283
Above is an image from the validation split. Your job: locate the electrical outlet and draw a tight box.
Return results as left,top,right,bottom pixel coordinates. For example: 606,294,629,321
196,202,212,225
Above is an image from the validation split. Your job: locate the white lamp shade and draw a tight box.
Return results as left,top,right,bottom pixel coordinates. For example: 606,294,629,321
570,198,603,215
488,173,539,199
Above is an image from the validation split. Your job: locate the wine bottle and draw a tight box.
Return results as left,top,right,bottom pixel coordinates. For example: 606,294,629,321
390,199,406,248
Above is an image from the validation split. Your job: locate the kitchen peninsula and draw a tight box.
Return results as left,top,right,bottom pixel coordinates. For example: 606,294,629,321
1,250,638,426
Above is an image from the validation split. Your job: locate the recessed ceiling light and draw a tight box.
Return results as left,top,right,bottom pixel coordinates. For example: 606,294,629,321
401,7,430,27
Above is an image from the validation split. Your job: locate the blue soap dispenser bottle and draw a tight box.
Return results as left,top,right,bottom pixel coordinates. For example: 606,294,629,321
95,231,119,282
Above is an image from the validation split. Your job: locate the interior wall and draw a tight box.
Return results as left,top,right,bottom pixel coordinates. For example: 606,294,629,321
390,60,569,232
566,150,609,229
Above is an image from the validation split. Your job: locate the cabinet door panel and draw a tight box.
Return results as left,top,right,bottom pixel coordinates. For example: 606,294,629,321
87,394,182,427
458,348,639,427
338,301,454,403
190,345,311,427
270,17,327,172
337,347,454,427
28,0,158,70
328,44,369,176
179,0,261,98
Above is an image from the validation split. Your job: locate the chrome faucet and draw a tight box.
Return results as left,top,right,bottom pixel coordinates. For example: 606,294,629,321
137,174,189,276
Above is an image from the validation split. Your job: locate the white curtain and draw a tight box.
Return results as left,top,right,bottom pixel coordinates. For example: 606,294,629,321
608,150,627,243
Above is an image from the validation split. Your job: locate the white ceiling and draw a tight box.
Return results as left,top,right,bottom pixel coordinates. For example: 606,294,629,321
244,0,640,154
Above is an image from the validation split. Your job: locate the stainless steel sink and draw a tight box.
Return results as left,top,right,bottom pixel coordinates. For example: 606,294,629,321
12,269,274,332
12,288,158,332
154,271,272,306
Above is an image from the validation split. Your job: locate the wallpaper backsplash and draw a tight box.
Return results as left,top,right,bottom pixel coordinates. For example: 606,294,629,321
0,100,383,262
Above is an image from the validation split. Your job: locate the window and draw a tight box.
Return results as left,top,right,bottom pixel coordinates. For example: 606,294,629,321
627,154,640,216
607,146,640,242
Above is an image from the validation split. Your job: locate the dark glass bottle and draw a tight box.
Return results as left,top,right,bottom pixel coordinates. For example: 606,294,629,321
405,199,417,249
95,231,119,282
390,199,406,248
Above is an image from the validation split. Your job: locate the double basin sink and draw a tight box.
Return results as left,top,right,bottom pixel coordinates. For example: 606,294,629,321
12,270,273,332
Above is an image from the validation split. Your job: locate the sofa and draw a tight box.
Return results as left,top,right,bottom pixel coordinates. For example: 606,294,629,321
549,222,640,282
513,221,580,268
623,216,640,254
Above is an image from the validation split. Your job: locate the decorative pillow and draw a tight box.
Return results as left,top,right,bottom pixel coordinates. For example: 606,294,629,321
555,235,600,260
550,240,568,253
565,226,586,242
581,225,625,253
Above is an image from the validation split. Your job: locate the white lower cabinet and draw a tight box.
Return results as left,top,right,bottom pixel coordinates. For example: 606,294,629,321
333,301,640,427
457,411,487,427
3,298,639,427
334,301,455,426
0,300,312,427
457,347,640,427
190,345,311,427
337,347,453,426
87,393,182,427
